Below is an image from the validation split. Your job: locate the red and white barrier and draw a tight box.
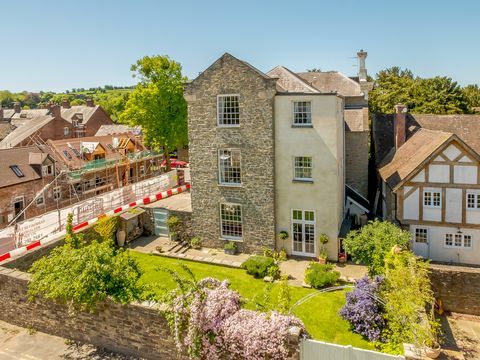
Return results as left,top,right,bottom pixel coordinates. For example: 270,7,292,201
0,183,190,263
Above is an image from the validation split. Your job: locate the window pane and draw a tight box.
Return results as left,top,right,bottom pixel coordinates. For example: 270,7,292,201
218,95,240,125
220,203,242,239
464,235,472,248
445,234,453,246
293,210,302,220
454,234,462,247
219,149,241,184
304,224,315,254
293,101,312,125
294,156,312,180
305,211,314,221
433,192,441,207
424,192,431,206
415,228,427,243
467,193,475,208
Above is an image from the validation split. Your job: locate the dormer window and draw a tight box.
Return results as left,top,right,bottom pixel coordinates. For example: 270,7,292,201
217,95,240,126
42,164,54,176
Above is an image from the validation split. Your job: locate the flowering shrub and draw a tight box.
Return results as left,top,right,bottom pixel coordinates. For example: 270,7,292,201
162,266,305,359
339,276,385,341
222,310,304,360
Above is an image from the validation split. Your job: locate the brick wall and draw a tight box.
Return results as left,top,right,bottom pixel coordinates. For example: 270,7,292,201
185,53,277,254
430,264,480,315
0,266,185,360
345,131,369,197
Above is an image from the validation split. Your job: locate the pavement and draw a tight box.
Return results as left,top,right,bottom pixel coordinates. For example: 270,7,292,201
129,235,368,286
0,320,140,360
441,313,480,359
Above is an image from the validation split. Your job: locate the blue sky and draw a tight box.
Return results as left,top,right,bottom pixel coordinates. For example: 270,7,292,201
1,0,479,92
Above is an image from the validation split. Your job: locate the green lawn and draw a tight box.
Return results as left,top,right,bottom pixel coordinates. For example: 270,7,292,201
130,251,374,350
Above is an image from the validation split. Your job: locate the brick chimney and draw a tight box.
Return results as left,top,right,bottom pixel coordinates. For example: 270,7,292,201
50,104,61,119
357,49,368,82
13,102,21,113
394,104,407,149
62,99,71,109
86,98,94,107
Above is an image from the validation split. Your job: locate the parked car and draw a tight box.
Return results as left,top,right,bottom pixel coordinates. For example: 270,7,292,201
161,158,188,168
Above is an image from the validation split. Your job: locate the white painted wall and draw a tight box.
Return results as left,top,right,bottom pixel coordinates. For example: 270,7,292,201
445,188,462,223
403,187,419,220
274,94,344,259
453,165,477,184
422,187,442,221
428,164,449,183
410,225,480,265
443,144,461,160
411,170,425,182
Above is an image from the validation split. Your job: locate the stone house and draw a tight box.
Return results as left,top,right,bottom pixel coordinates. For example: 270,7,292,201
0,100,113,148
185,52,371,259
373,106,480,265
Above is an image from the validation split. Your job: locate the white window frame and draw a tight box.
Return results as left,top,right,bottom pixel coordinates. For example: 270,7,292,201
292,101,312,126
414,228,428,244
217,94,240,127
424,190,441,208
53,186,61,201
444,233,473,249
291,209,316,256
219,203,243,241
218,149,241,186
42,164,54,176
293,156,313,181
466,192,480,210
64,127,69,136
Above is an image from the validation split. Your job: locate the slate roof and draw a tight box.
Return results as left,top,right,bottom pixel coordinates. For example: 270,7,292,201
378,129,454,190
0,115,54,149
297,71,363,97
0,145,49,188
266,66,319,93
345,108,368,132
95,124,142,136
373,113,480,166
61,105,100,124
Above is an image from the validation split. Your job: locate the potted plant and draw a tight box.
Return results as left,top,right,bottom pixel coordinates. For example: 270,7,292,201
190,237,202,249
338,252,347,263
166,215,181,241
278,230,288,240
423,340,441,359
224,241,237,255
318,233,329,264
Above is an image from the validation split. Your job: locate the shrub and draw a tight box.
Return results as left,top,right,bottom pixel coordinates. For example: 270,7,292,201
166,215,181,234
278,231,288,240
339,276,385,341
263,247,287,262
190,237,202,249
224,241,237,251
304,263,340,289
242,256,278,279
28,241,144,311
93,216,118,243
343,220,411,276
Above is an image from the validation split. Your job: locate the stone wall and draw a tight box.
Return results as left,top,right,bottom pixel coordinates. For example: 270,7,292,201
0,266,185,360
430,264,480,315
185,53,277,253
345,131,369,198
170,209,193,242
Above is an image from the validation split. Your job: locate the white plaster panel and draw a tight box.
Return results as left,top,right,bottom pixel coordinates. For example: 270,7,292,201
403,188,419,220
453,165,477,184
414,225,480,265
411,170,425,183
459,155,473,163
428,164,450,183
445,188,462,223
434,156,444,162
443,144,461,160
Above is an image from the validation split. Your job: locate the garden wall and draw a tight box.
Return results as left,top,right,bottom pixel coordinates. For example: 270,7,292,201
0,266,186,360
429,264,480,316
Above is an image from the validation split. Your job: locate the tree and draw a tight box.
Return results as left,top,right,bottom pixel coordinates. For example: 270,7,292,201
369,67,470,114
463,84,480,111
28,240,144,311
343,220,411,276
307,68,321,72
120,55,188,170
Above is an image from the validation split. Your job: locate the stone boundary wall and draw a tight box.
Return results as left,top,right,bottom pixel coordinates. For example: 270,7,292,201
0,267,185,359
430,264,480,315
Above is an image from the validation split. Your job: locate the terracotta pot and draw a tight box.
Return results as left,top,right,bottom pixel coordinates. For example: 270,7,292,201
225,248,236,255
116,230,126,247
423,342,441,359
338,256,346,263
318,257,327,264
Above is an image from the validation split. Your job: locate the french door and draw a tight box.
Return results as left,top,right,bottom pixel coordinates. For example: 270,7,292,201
292,209,316,256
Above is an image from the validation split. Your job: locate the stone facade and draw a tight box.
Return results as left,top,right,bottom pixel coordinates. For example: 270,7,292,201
185,53,277,253
345,131,369,197
429,264,480,316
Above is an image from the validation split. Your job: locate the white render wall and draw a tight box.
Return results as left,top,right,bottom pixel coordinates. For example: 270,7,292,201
274,94,344,259
410,225,480,265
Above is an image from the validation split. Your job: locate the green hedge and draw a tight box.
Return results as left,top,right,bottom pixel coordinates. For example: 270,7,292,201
242,256,278,279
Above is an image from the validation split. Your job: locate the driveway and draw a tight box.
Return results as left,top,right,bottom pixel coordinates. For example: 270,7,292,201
0,320,140,360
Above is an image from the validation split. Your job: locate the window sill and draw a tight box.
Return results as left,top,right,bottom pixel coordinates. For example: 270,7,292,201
291,124,313,128
217,125,240,129
220,237,243,242
292,179,314,184
218,183,242,188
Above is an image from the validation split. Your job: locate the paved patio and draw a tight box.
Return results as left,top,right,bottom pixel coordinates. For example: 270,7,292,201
128,235,367,286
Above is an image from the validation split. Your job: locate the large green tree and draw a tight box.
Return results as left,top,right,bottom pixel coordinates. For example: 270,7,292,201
463,84,480,111
120,55,188,169
369,67,470,114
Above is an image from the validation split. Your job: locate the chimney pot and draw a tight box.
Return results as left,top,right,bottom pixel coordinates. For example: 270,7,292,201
86,98,94,107
62,99,71,109
394,104,407,149
357,50,368,82
13,102,21,113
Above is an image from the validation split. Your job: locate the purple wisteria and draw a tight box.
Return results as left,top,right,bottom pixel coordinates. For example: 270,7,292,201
339,276,385,341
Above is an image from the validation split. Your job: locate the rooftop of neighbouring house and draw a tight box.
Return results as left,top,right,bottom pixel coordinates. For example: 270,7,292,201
95,124,142,137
